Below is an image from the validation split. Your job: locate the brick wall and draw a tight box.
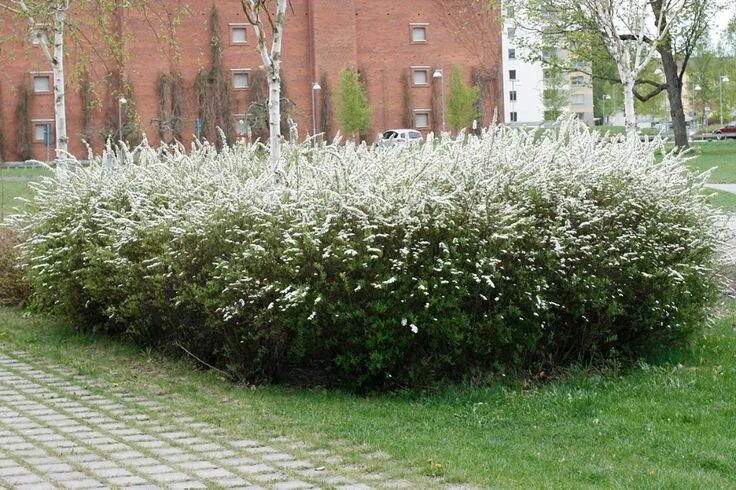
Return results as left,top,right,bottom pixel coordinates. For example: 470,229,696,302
0,1,502,161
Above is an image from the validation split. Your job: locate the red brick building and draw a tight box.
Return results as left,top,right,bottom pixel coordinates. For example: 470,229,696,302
0,1,503,161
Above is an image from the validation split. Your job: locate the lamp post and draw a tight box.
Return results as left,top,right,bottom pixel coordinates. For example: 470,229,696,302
118,96,128,142
693,83,705,129
693,84,702,129
719,75,730,126
432,69,446,132
311,82,321,140
602,94,611,125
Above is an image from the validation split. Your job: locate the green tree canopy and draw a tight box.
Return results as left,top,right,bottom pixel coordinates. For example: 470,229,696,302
336,67,372,139
447,66,479,131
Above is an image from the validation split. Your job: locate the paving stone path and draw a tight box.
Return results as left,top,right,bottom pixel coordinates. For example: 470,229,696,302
0,349,435,490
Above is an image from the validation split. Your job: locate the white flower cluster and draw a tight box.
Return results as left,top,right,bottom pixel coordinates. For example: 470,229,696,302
11,119,724,385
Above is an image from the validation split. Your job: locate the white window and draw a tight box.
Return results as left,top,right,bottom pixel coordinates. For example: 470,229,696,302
32,122,53,143
31,28,48,46
572,94,585,105
508,48,516,59
414,110,431,128
234,115,248,135
510,112,518,122
412,68,430,86
32,74,51,93
509,90,517,102
230,25,247,44
507,27,516,40
411,24,428,43
571,76,585,87
232,70,250,89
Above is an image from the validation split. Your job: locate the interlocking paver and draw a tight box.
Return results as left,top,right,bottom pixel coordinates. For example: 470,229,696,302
0,350,426,490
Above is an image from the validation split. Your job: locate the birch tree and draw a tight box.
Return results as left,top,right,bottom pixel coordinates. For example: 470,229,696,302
240,0,288,178
516,0,693,138
1,0,71,157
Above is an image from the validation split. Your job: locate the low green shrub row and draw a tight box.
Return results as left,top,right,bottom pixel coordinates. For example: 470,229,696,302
15,122,723,389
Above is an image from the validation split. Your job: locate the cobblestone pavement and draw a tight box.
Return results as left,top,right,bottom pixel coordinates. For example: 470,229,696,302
0,350,427,490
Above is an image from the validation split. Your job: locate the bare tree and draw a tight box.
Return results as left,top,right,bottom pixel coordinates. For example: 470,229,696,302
240,0,289,179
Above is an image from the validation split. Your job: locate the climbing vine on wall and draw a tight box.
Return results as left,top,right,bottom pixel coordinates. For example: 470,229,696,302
245,68,295,142
195,5,233,148
14,85,31,161
78,71,94,144
472,66,498,132
402,69,413,129
157,72,184,143
0,84,6,162
320,73,332,140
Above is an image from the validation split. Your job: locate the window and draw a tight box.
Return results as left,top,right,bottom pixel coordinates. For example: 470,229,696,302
572,59,586,71
576,112,585,120
508,70,517,81
412,67,430,86
230,24,248,44
572,94,585,105
32,121,53,143
414,110,431,128
32,73,51,93
410,24,428,43
234,115,248,135
231,70,250,89
510,112,518,122
508,48,516,59
571,76,585,87
509,90,517,102
31,27,48,46
507,27,516,40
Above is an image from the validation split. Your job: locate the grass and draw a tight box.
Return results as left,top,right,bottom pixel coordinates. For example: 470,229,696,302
685,141,736,183
0,167,49,220
1,142,736,487
594,125,661,136
706,189,736,212
0,300,735,487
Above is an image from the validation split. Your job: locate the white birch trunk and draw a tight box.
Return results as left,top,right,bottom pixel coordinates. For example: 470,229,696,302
622,77,637,137
16,0,70,159
51,9,68,156
245,0,288,181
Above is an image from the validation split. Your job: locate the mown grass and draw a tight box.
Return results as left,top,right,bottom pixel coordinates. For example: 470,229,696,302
686,141,736,183
1,144,735,487
706,189,736,212
1,301,735,487
0,167,50,220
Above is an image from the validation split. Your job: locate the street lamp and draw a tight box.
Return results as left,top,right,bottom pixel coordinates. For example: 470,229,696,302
692,84,702,128
432,69,446,132
311,82,321,140
118,96,128,142
602,94,611,125
720,75,730,126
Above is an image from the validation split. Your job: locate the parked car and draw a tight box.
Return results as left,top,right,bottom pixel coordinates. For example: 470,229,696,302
714,122,736,140
378,129,423,146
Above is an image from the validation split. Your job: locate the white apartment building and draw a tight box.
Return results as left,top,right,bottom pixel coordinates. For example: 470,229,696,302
501,22,545,125
502,10,595,126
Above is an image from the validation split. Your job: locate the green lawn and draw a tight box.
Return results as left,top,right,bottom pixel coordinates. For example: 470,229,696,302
686,141,736,183
1,301,735,487
0,167,50,220
2,144,736,487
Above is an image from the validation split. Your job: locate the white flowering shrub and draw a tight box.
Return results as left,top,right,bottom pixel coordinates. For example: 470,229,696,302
15,121,722,389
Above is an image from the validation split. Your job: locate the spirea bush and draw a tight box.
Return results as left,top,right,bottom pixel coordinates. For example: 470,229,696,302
14,121,722,389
